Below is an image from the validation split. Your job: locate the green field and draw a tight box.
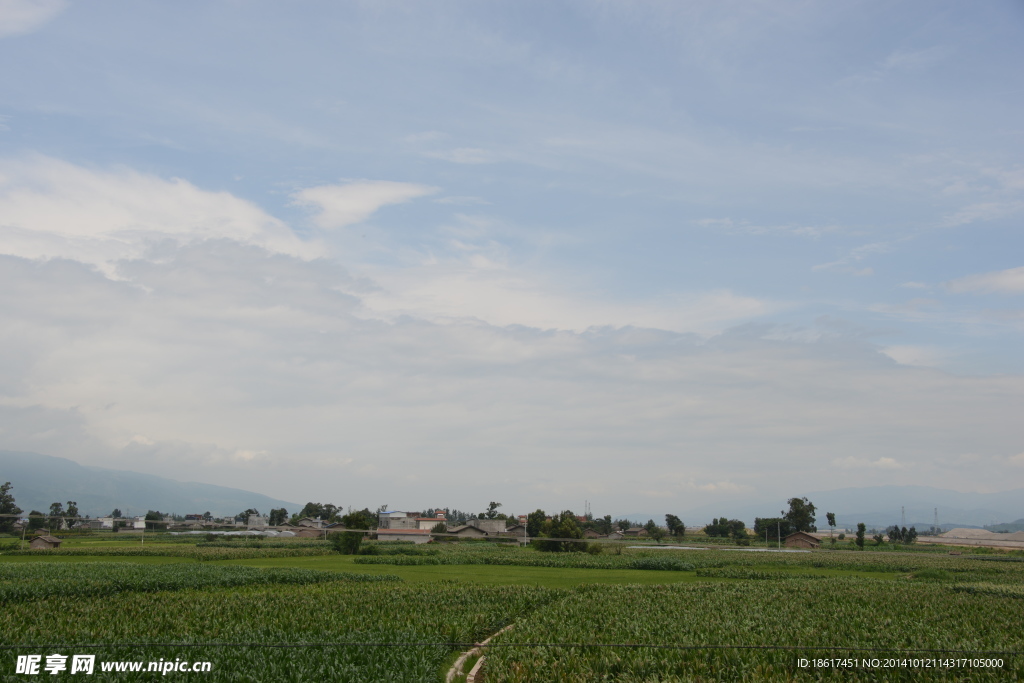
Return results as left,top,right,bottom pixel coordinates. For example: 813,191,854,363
2,539,1021,681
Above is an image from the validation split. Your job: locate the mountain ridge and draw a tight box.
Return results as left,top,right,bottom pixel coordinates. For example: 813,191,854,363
0,450,301,518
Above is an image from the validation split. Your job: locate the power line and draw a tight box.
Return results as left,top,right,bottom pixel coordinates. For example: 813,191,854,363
0,642,1018,655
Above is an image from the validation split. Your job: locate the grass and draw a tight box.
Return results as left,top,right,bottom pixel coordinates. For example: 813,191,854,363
1,546,906,586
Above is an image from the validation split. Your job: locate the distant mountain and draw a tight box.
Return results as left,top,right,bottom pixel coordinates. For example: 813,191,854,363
621,485,1024,530
985,519,1024,533
0,450,300,518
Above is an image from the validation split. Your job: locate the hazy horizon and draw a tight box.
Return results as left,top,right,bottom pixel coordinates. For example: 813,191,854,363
1,1,1022,513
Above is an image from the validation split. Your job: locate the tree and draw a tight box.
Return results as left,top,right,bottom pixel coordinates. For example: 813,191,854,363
534,510,586,552
526,509,547,539
48,502,65,530
644,520,666,543
753,517,792,542
0,482,22,533
872,533,885,546
826,512,836,541
703,517,746,539
237,508,260,524
202,511,213,522
784,497,817,532
431,521,447,534
594,515,613,535
268,508,288,526
111,509,122,519
665,514,685,538
145,510,164,531
296,502,341,523
616,518,631,531
485,502,502,519
65,501,78,529
855,522,866,550
906,526,918,544
333,512,369,554
27,511,46,531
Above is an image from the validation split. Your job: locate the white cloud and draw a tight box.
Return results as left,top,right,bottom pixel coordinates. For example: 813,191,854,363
434,196,490,206
881,345,949,368
833,456,905,470
0,0,65,37
358,261,777,334
291,180,438,230
0,155,321,274
940,201,1024,228
881,46,948,73
425,148,497,164
946,266,1024,294
696,217,842,238
813,241,892,273
3,243,1023,510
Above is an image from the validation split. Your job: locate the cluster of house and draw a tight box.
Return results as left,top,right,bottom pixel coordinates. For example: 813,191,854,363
375,511,527,543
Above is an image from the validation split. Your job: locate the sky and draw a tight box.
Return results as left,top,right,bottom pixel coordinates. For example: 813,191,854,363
1,0,1022,517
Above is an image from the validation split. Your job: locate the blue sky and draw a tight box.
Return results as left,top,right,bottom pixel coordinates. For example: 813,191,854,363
1,1,1022,516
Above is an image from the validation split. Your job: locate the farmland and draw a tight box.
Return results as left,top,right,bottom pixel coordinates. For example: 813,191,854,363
2,539,1022,681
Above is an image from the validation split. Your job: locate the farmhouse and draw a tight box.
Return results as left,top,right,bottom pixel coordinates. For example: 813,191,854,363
783,531,821,549
501,523,526,538
30,535,62,550
378,511,419,530
291,527,324,539
376,528,432,544
467,518,506,534
446,525,488,538
416,512,447,530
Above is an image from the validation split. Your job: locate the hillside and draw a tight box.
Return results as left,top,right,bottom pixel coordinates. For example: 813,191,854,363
0,450,300,518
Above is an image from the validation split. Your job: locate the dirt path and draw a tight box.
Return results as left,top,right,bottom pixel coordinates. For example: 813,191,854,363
445,623,514,683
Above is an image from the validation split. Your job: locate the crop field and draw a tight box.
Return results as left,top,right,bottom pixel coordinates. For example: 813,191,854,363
2,541,1022,681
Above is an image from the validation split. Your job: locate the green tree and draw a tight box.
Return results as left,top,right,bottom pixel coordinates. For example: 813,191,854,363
534,510,586,552
27,511,46,531
0,482,22,533
754,517,793,542
645,519,666,543
703,517,746,539
595,515,613,535
297,502,340,523
784,497,817,532
202,511,212,522
65,501,78,529
485,501,502,519
110,509,125,530
826,512,836,541
431,521,447,534
268,508,288,526
145,510,164,531
48,502,65,530
333,512,369,554
236,508,260,524
665,514,685,538
855,522,866,550
526,509,547,539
